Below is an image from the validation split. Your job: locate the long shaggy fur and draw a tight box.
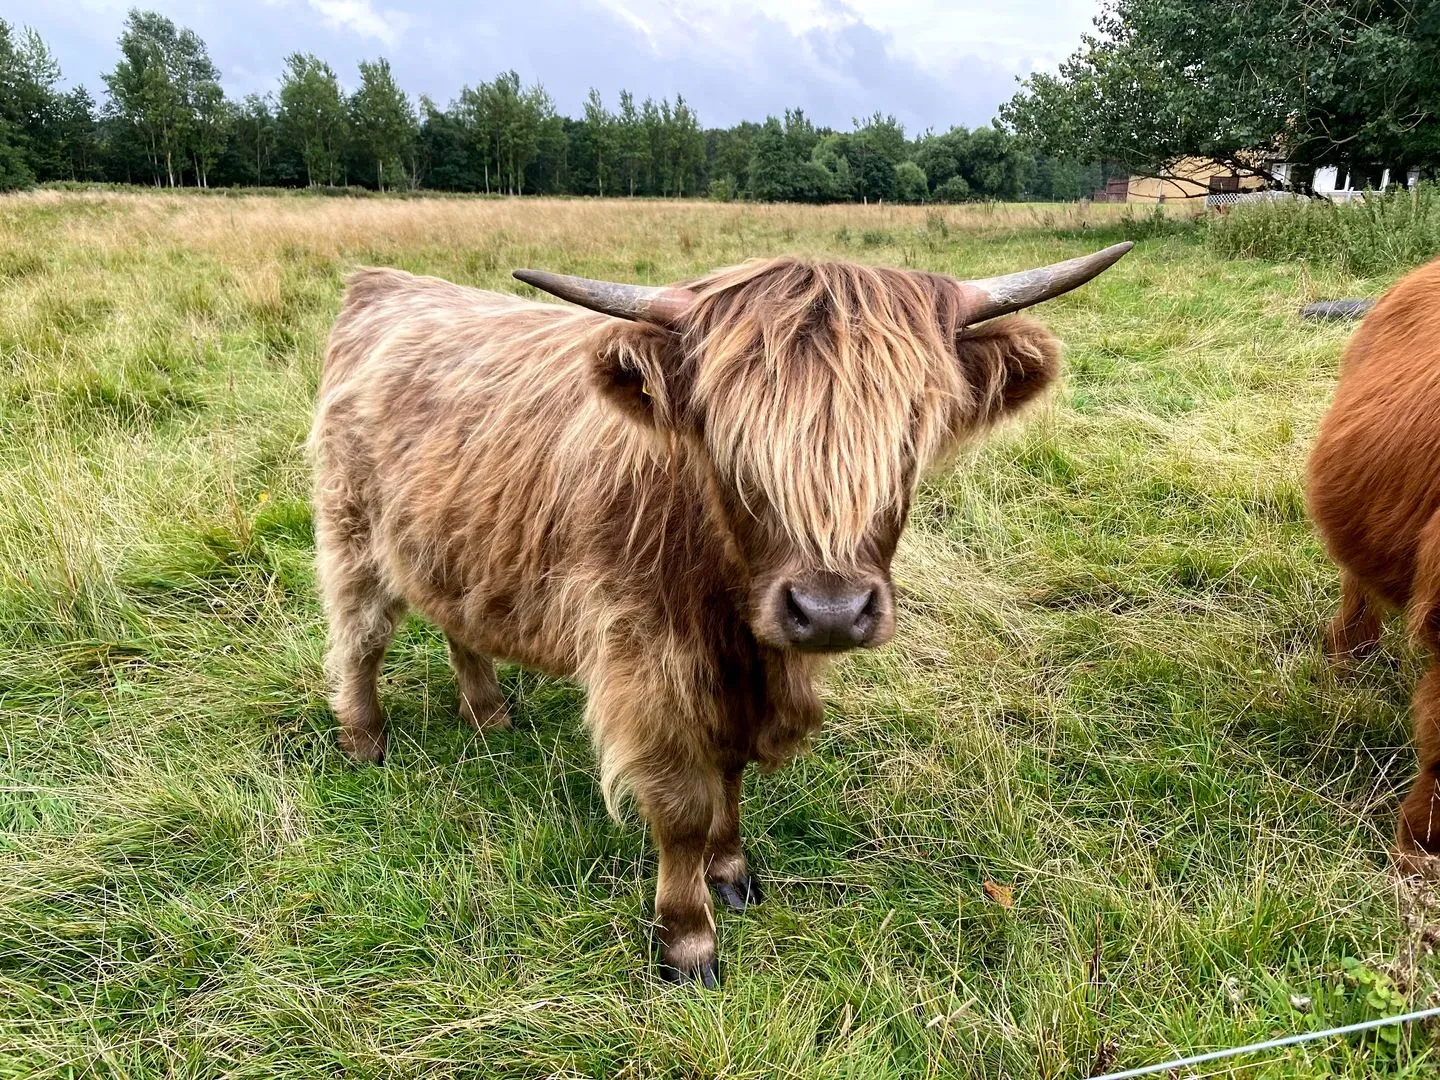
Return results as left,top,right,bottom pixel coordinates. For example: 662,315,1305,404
1307,254,1440,872
310,256,1063,976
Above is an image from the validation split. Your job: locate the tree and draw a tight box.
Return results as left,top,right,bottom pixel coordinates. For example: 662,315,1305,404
0,20,66,182
616,90,645,195
668,95,704,196
959,125,1031,200
708,121,759,195
847,114,905,202
895,160,928,203
509,77,554,195
913,129,960,193
581,88,613,196
746,117,791,201
0,121,31,190
232,93,277,185
349,58,416,190
1002,0,1440,192
456,72,552,195
933,175,971,202
103,10,223,187
809,136,853,200
189,75,228,187
418,95,477,190
454,83,494,192
277,53,348,186
56,86,102,181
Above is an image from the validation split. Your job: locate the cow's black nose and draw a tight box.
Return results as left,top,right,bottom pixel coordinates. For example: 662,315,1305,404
781,583,877,651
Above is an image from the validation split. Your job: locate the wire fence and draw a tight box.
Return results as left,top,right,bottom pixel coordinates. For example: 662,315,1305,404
1092,1005,1440,1080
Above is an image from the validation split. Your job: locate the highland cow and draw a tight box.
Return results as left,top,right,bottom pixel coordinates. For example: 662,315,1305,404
1308,256,1440,873
309,245,1131,983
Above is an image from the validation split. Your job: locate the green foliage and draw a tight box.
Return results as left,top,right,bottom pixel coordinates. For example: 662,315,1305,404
1003,0,1440,188
1337,958,1410,1059
933,174,971,202
0,118,33,190
707,173,737,201
746,116,790,201
1209,186,1440,276
455,70,558,196
102,10,226,187
276,53,348,187
895,159,928,203
347,57,416,191
0,19,66,181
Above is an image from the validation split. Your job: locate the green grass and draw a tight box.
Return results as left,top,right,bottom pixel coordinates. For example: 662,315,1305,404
1209,184,1440,277
1,190,1437,1078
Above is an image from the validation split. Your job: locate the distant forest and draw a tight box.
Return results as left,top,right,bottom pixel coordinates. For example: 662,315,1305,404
0,10,1115,203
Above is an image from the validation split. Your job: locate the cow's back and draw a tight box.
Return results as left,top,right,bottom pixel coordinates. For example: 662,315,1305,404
1308,258,1440,606
311,268,683,677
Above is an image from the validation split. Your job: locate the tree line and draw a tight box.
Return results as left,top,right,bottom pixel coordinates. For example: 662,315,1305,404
0,9,1111,202
1003,0,1440,193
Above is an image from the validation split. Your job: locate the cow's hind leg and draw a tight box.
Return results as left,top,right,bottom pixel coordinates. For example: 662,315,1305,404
323,577,402,763
446,636,511,731
1326,570,1384,664
316,490,403,764
1396,517,1440,873
707,763,763,913
1396,666,1440,874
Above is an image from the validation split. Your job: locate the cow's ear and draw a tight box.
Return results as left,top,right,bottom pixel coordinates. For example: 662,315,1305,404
955,316,1062,425
589,319,689,431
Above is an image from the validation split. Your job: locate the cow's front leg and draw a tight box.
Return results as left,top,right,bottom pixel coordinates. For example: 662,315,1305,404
648,789,720,986
587,671,726,985
707,763,763,912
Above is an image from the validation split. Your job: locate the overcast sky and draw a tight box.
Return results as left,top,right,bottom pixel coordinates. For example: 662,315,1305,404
19,0,1101,134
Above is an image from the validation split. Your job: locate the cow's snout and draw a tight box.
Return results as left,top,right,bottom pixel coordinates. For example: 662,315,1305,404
779,579,880,651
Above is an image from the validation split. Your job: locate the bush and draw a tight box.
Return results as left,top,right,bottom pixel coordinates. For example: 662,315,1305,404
932,175,971,203
1208,184,1440,276
895,161,928,204
708,175,738,202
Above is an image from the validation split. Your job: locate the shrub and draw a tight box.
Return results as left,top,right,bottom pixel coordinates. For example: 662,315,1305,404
1208,184,1440,276
932,175,971,203
708,175,738,202
895,161,929,204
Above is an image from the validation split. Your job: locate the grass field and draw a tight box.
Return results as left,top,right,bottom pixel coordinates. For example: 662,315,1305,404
2,190,1438,1078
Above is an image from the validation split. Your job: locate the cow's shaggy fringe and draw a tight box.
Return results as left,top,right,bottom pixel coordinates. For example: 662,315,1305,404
681,260,973,567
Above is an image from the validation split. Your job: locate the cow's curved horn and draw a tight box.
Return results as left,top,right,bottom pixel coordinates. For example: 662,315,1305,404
957,241,1134,322
512,269,695,326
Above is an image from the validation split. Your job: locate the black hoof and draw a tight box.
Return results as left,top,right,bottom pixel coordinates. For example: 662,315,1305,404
713,875,764,913
660,957,720,989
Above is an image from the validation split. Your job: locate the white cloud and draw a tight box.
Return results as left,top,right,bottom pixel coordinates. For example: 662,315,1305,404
305,0,413,46
590,0,1099,77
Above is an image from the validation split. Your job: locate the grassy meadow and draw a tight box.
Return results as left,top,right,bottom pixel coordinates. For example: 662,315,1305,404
2,189,1438,1078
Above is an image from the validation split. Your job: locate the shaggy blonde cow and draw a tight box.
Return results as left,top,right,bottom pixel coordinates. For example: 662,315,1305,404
309,246,1131,984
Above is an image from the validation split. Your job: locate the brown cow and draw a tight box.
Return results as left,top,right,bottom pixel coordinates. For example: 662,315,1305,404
309,245,1131,984
1309,256,1440,874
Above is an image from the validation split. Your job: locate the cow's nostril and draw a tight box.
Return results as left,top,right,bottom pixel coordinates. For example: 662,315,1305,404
852,590,877,634
785,587,812,629
858,590,877,620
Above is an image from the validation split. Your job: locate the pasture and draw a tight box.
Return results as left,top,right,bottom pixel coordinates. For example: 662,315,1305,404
1,190,1436,1078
